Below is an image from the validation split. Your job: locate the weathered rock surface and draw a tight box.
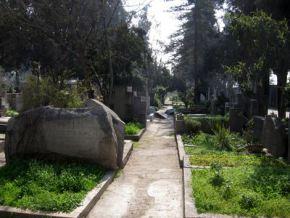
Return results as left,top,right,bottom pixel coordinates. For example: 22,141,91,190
261,115,287,157
5,99,125,169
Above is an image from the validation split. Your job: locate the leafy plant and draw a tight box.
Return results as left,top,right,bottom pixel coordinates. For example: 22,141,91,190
243,118,257,143
222,180,233,200
184,115,229,134
210,162,225,187
213,125,232,151
239,193,260,210
125,122,143,135
22,76,84,111
184,117,201,133
5,109,19,117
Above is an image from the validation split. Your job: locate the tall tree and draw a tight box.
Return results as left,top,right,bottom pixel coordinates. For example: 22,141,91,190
168,0,222,104
0,0,150,103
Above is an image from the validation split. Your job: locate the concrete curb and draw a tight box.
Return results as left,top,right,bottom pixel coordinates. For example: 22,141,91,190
124,128,146,141
0,170,117,218
183,155,198,218
121,140,133,168
176,134,185,167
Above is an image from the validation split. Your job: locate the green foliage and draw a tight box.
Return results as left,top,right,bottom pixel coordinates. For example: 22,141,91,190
0,159,105,212
239,193,260,210
184,117,201,134
210,163,225,187
183,132,288,167
183,130,244,152
22,76,84,111
153,86,167,108
5,109,19,117
125,122,143,135
243,118,258,143
191,166,290,217
213,125,232,151
225,11,290,117
184,115,229,134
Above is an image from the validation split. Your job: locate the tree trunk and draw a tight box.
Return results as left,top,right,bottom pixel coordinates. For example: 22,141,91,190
193,6,199,104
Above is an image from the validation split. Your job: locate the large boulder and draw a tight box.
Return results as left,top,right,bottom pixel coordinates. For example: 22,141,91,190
261,115,287,157
5,99,125,169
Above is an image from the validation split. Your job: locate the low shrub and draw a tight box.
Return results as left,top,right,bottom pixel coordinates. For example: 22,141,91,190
183,132,246,152
184,115,229,133
213,125,232,151
5,109,19,117
184,117,201,133
22,76,84,111
125,122,143,135
210,163,225,187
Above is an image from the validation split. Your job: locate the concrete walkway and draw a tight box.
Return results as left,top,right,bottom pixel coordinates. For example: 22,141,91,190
87,117,183,218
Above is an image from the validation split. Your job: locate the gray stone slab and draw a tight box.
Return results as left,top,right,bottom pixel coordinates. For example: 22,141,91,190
121,140,133,168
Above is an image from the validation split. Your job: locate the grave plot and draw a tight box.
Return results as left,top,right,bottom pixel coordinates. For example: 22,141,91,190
176,115,290,218
0,99,133,217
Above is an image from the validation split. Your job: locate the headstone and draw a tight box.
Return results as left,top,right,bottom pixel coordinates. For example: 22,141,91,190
252,116,265,143
229,108,247,133
249,99,258,117
261,115,287,157
175,114,185,134
5,99,125,169
288,119,290,162
225,102,230,114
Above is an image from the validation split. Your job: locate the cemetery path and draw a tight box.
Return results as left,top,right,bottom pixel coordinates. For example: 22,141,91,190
87,116,183,218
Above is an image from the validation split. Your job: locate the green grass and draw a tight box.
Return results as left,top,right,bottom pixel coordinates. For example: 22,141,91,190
186,150,287,167
184,115,229,133
184,133,287,167
0,159,105,212
184,132,290,217
191,166,290,217
125,122,143,135
5,109,19,117
182,132,246,151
